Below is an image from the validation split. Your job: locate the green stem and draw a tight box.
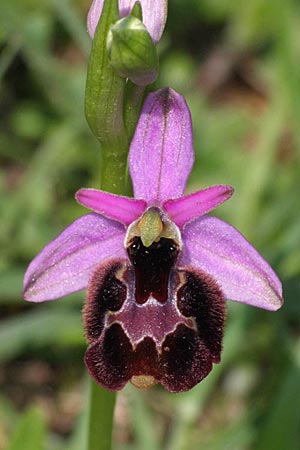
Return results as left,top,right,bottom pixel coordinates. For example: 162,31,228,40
84,1,149,445
86,141,130,448
124,81,145,140
86,77,133,450
100,143,129,194
86,144,129,448
87,380,116,450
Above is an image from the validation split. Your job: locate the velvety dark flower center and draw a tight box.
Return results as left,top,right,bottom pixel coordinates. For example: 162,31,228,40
84,235,226,393
127,237,179,304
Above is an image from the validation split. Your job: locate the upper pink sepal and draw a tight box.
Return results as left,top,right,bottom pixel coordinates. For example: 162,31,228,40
88,0,167,44
181,216,283,311
129,88,194,203
163,185,234,228
75,189,146,225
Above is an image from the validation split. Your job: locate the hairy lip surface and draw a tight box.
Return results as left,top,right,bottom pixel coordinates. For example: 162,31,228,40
83,236,226,392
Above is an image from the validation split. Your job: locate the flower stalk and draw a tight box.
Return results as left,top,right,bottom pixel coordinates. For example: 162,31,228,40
87,381,116,450
85,1,134,442
86,133,124,450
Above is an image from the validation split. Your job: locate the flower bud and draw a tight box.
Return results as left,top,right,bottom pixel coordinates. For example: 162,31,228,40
107,15,159,86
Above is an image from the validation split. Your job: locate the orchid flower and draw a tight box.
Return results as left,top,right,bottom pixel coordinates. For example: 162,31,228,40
23,88,283,393
88,0,167,44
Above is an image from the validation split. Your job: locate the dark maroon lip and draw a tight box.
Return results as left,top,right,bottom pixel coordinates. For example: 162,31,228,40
83,236,226,393
127,236,179,305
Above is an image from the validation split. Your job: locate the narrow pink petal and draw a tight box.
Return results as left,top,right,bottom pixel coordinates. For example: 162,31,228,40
75,189,146,225
129,88,194,203
23,214,126,302
163,185,234,228
180,216,283,311
118,0,167,43
87,0,167,43
87,0,104,38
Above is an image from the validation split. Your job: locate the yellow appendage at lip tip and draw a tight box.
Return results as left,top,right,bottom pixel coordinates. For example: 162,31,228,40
130,375,157,389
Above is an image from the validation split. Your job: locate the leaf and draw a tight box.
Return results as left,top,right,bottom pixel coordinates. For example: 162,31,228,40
7,406,46,450
0,305,84,362
257,366,300,450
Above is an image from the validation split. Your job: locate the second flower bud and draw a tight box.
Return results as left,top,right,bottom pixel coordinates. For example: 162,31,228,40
107,15,159,86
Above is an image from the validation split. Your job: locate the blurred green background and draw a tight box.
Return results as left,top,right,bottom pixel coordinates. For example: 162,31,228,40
1,0,300,449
